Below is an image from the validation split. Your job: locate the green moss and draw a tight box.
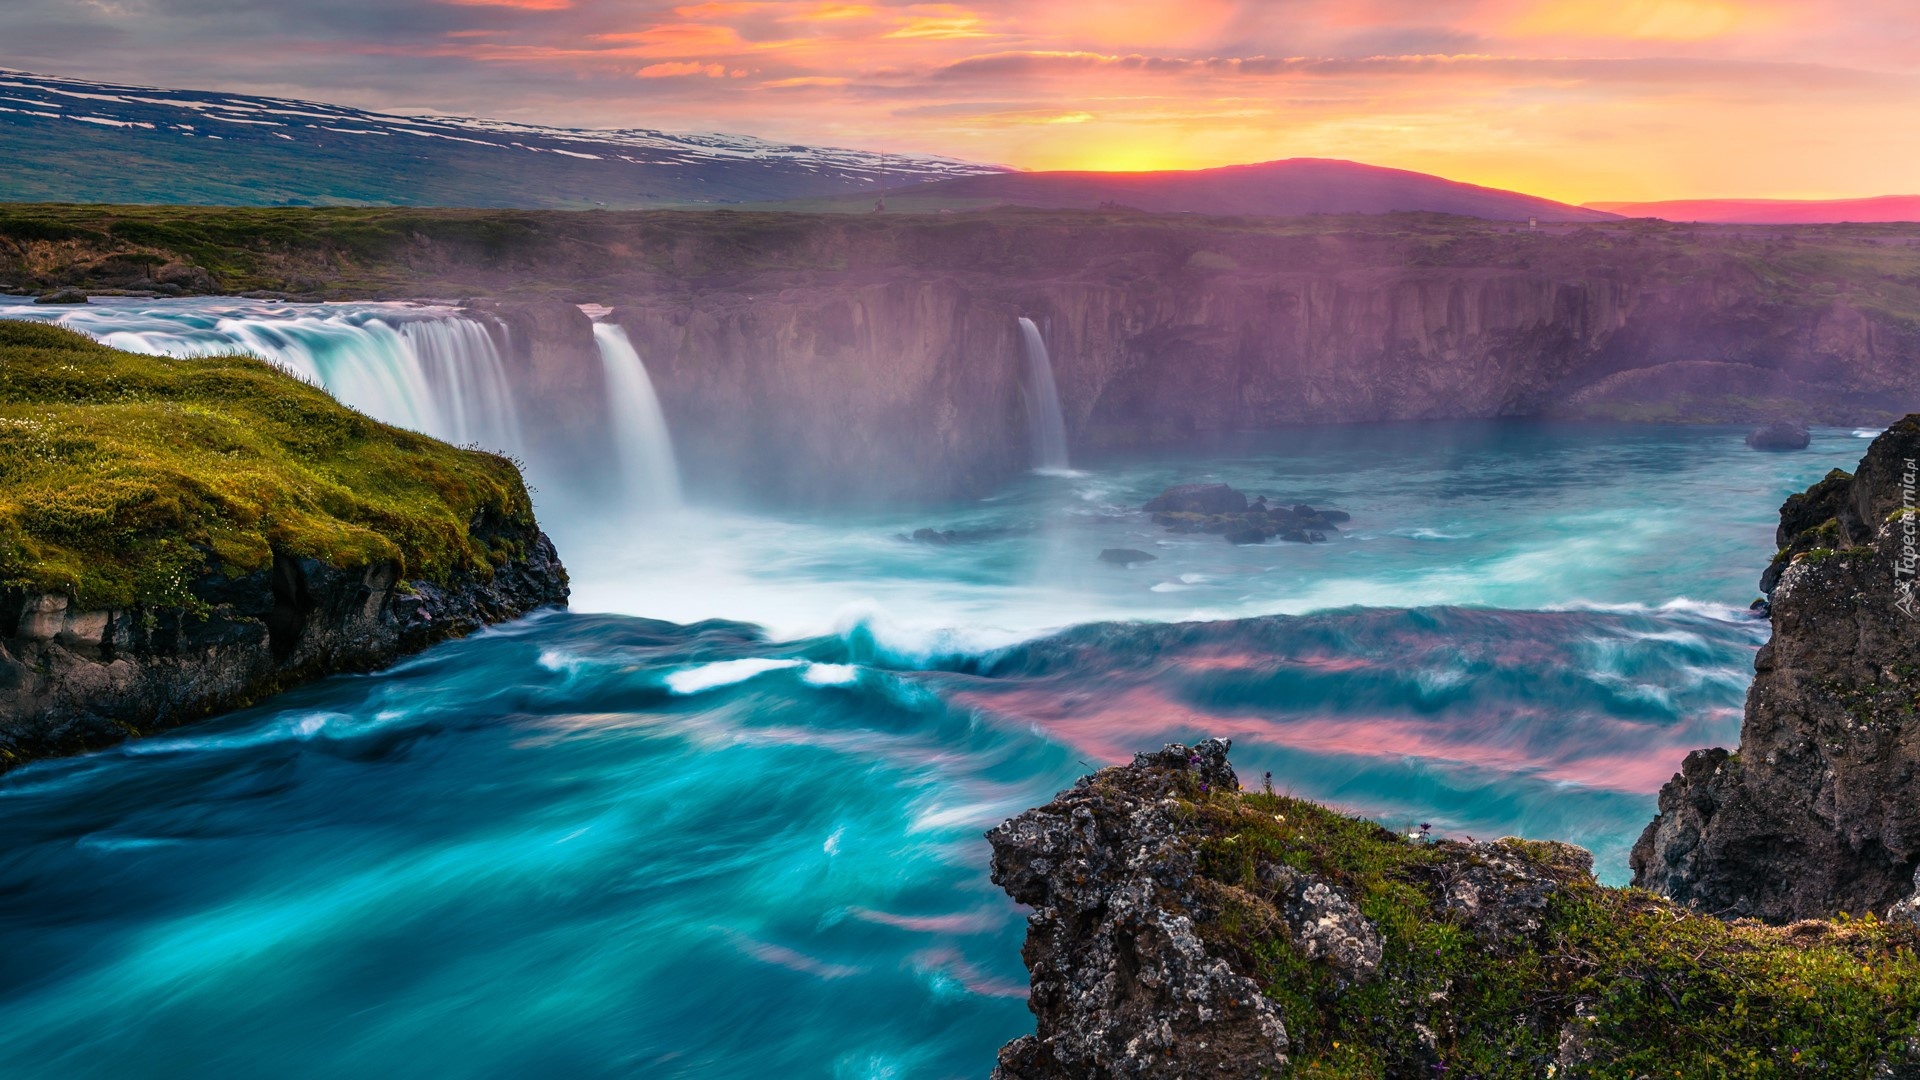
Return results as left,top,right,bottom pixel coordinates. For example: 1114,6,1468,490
1173,785,1920,1077
0,321,533,609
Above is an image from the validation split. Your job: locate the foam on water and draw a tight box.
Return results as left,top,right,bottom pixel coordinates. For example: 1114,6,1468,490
0,298,1880,1077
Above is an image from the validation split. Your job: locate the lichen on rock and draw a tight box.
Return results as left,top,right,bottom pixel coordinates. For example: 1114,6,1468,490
991,739,1920,1076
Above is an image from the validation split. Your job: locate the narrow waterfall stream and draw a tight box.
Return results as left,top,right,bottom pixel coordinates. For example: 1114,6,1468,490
590,321,683,513
1016,316,1069,471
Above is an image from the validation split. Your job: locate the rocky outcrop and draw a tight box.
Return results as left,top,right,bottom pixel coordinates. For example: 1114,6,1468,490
1140,484,1349,545
1632,415,1920,920
987,740,1294,1078
0,516,567,768
1745,420,1811,450
987,740,1671,1077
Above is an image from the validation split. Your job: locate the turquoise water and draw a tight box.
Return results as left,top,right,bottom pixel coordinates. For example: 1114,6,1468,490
0,418,1869,1078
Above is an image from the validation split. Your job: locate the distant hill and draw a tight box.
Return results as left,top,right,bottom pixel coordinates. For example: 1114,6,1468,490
0,70,1000,208
843,158,1619,222
1588,196,1920,224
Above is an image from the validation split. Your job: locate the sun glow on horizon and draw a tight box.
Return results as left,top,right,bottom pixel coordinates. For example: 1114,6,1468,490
12,0,1920,202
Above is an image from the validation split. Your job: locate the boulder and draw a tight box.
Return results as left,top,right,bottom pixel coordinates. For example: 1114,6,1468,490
1745,420,1810,450
1142,483,1247,515
33,288,88,305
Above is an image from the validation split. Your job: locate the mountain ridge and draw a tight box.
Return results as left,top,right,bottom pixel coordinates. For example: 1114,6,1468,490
0,69,1000,208
837,157,1621,222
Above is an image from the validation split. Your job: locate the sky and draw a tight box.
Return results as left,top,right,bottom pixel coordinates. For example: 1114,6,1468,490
4,0,1917,203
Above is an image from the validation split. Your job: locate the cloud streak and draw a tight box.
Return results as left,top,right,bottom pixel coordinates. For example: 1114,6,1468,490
4,0,1917,200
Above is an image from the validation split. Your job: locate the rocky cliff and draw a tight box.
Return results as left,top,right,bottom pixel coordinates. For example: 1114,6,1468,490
8,206,1920,505
992,740,1920,1077
1632,416,1920,921
0,321,570,769
0,521,567,766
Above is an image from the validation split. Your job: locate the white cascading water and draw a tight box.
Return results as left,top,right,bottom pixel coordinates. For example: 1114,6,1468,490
44,300,526,458
590,322,682,512
1017,316,1069,471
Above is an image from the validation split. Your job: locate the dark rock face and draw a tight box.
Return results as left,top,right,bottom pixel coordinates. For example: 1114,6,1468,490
0,517,567,768
987,740,1600,1077
1746,420,1811,450
1143,485,1348,546
987,740,1292,1079
1142,483,1248,515
1632,416,1920,920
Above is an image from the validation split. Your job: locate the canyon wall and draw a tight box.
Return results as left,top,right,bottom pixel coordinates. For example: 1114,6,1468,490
591,225,1920,503
9,208,1920,504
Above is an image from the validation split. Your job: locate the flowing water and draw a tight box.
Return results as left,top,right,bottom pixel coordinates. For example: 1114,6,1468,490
0,299,1877,1077
1016,317,1068,471
5,298,528,457
591,322,683,513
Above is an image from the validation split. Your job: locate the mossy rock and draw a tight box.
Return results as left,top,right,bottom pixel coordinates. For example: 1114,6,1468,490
0,321,534,609
1176,783,1920,1077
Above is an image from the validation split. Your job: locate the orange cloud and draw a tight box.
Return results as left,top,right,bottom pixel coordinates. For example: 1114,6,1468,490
638,61,733,77
442,0,573,8
760,75,852,87
120,0,1920,203
1505,0,1773,40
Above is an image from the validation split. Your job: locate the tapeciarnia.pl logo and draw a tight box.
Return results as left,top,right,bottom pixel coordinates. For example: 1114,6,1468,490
1897,457,1919,620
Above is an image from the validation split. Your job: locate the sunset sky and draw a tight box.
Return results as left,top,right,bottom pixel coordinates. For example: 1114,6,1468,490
6,0,1917,203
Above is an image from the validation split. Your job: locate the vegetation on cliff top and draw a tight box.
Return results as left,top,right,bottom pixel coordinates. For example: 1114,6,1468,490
3,204,1920,322
1168,775,1920,1077
0,321,535,609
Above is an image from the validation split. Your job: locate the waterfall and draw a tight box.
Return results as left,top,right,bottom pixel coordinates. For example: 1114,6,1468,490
590,322,682,512
1017,316,1069,471
66,302,526,459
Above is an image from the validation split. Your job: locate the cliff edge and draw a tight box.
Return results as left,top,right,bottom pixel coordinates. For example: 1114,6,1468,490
991,740,1920,1076
1632,416,1920,920
0,322,568,768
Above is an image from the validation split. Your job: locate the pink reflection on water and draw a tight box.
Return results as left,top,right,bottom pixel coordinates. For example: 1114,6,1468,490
848,907,1003,934
948,682,1707,794
910,946,1030,999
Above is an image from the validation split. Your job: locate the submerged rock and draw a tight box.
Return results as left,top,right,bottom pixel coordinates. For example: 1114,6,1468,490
1097,548,1157,566
1143,484,1348,546
1634,415,1920,920
1142,483,1247,515
1745,420,1810,450
906,525,1029,546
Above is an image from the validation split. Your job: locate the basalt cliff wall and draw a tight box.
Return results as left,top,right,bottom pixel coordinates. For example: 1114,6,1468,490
1632,415,1920,920
516,215,1920,505
9,207,1920,504
0,516,568,769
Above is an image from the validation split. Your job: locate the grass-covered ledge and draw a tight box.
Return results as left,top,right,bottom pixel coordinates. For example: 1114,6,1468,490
1187,781,1920,1078
990,742,1920,1079
0,320,536,610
